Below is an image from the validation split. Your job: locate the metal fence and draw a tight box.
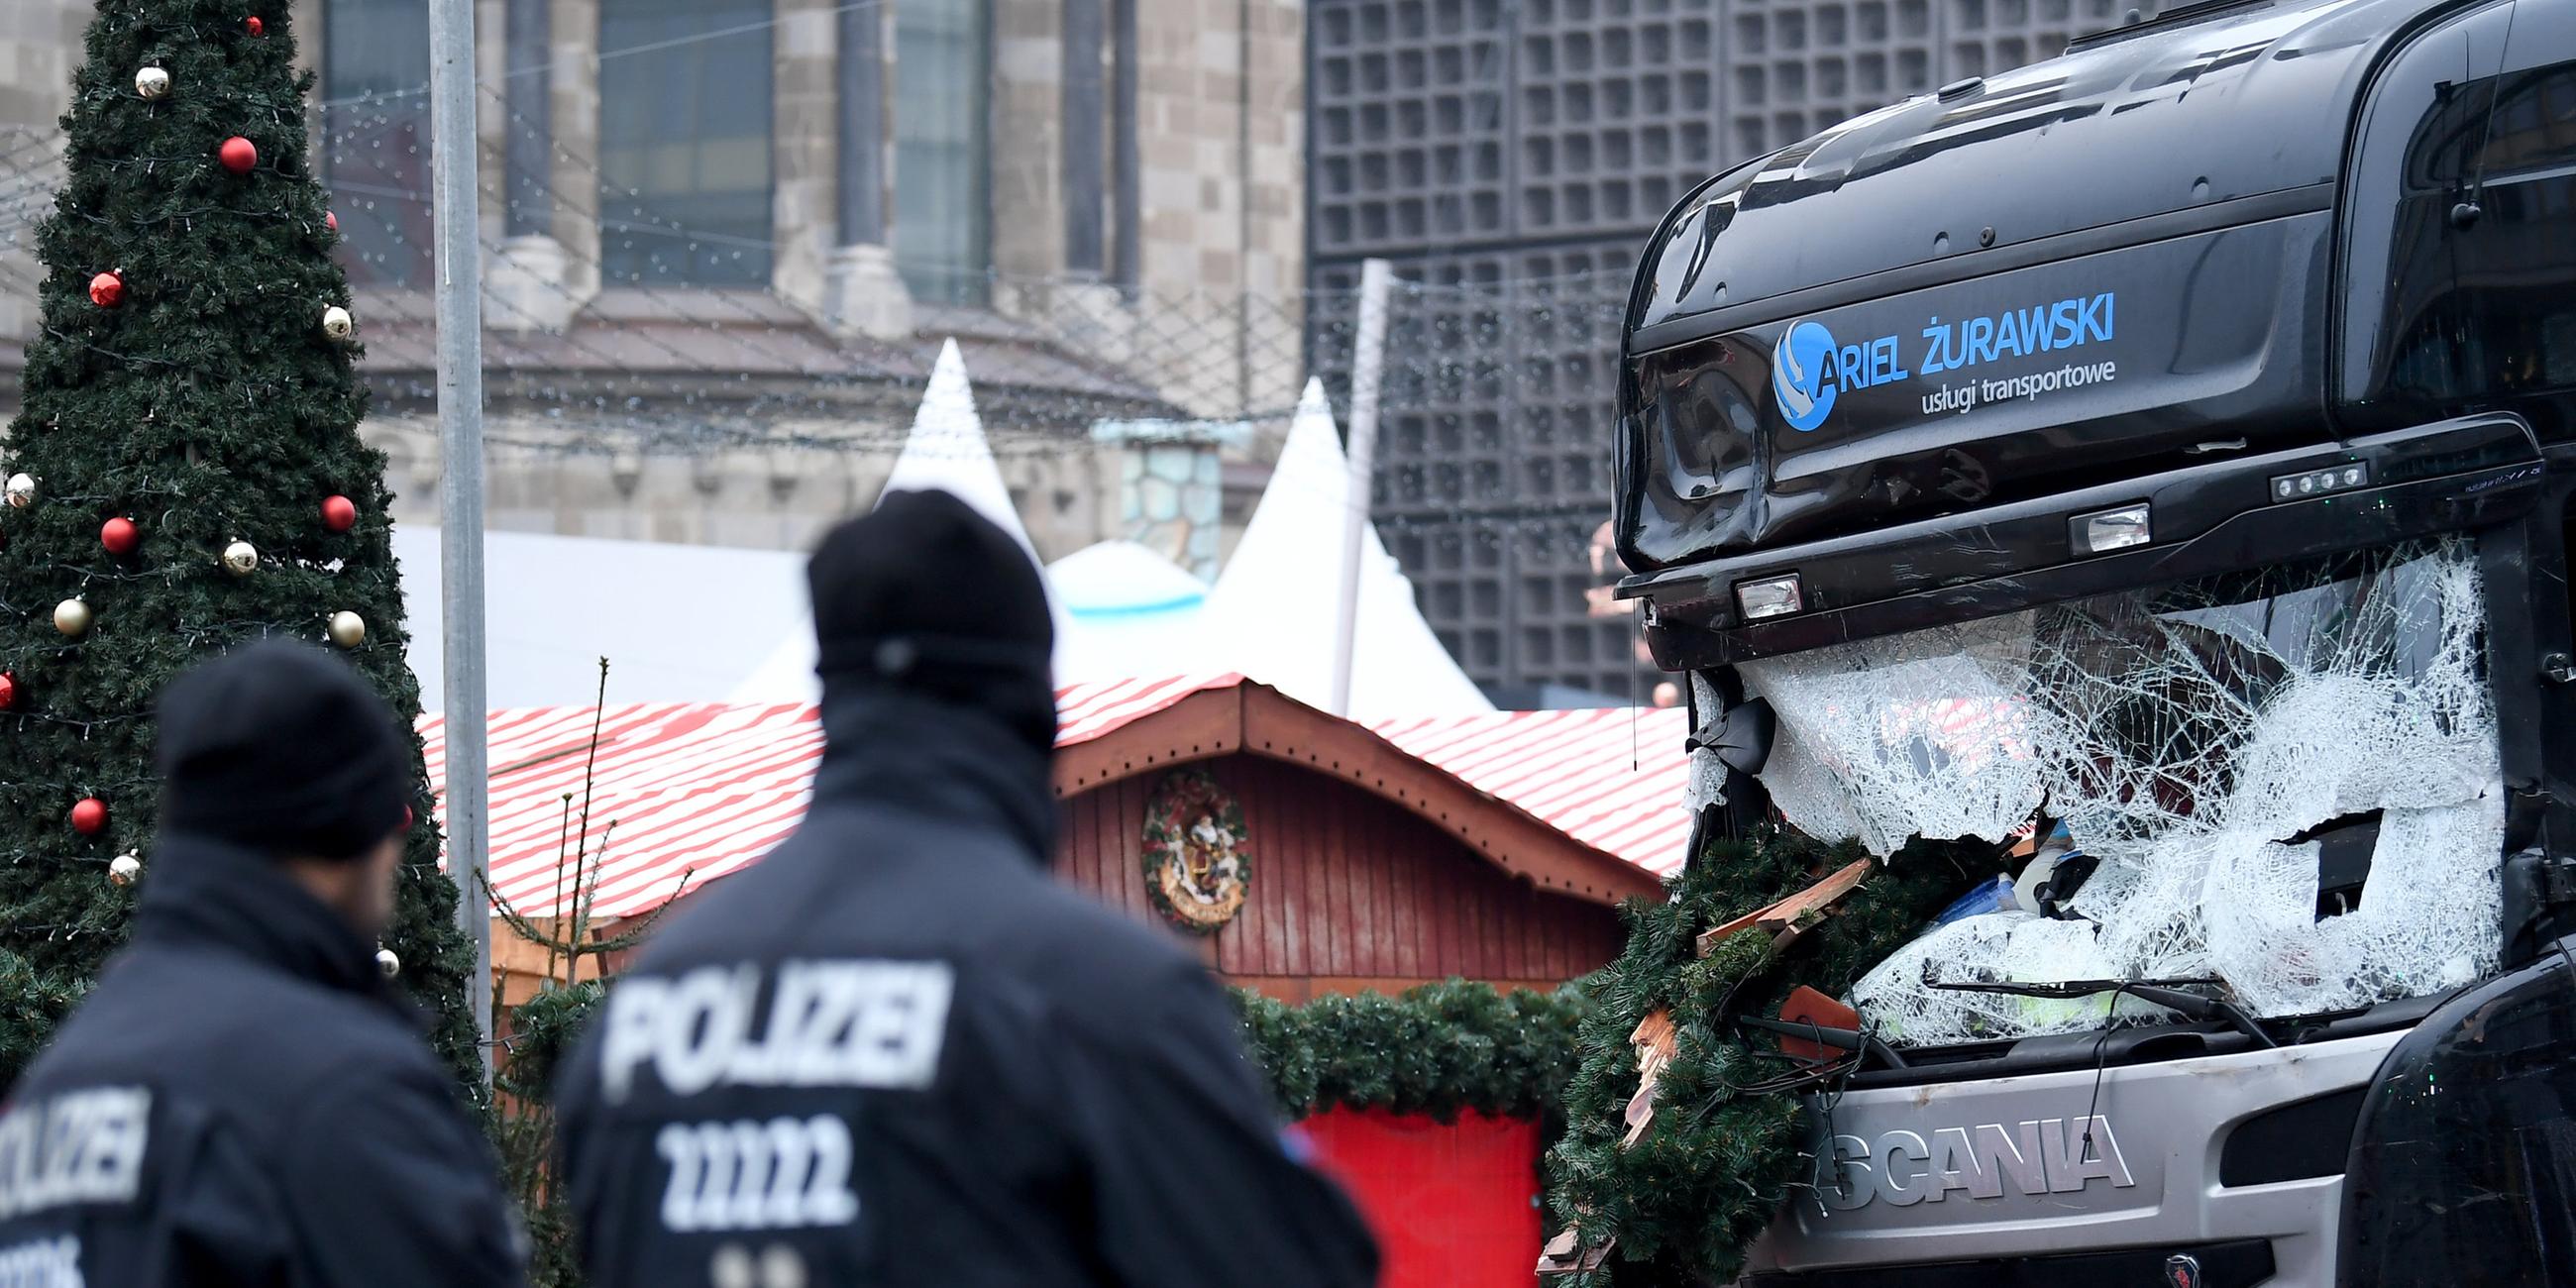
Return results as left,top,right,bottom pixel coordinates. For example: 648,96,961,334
0,106,1646,698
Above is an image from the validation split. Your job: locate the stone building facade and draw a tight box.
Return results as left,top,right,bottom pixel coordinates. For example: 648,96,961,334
0,0,1306,568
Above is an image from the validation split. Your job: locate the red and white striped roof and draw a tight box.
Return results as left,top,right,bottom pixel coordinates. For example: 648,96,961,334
422,675,1691,920
1370,705,1692,879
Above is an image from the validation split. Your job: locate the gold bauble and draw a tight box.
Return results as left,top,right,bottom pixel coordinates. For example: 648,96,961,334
327,610,366,648
222,540,259,577
53,598,91,638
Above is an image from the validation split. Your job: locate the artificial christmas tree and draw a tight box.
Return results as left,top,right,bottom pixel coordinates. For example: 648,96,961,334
0,0,476,1085
1543,827,1987,1285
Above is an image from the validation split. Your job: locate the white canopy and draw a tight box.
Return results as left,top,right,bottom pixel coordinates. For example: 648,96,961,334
394,526,807,710
1195,379,1492,717
1047,540,1210,684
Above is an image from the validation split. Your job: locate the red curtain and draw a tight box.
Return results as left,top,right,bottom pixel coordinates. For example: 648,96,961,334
1297,1108,1544,1288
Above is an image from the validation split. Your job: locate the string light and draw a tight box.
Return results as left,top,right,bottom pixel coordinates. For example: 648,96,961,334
0,65,1646,693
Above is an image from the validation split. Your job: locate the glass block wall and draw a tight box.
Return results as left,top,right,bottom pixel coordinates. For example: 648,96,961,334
1307,0,2136,698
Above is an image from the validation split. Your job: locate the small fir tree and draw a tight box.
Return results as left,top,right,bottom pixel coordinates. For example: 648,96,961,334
0,0,476,1083
1545,826,1987,1285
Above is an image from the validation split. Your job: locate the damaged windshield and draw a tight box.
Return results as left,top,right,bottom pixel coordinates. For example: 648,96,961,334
1737,539,2501,1046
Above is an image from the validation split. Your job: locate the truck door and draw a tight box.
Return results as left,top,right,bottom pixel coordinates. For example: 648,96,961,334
2450,0,2576,438
2342,0,2576,440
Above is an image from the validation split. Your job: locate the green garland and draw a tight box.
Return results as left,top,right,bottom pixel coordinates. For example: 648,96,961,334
1234,978,1591,1122
496,974,1591,1127
1545,824,1988,1286
493,972,1592,1288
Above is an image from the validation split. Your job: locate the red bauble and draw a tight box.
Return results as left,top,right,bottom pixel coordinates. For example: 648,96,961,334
88,271,124,308
403,805,416,830
321,494,358,533
0,674,18,711
70,798,107,836
245,15,264,35
218,137,258,174
99,517,138,555
325,210,339,232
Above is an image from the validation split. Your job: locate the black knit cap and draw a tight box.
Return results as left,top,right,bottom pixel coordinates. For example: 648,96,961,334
156,639,412,861
808,488,1057,754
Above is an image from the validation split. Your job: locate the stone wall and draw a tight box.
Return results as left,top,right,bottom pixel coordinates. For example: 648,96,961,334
1095,419,1234,580
771,0,837,314
0,0,1304,570
0,0,84,342
1125,0,1305,422
364,412,1124,563
990,0,1064,280
1119,441,1225,579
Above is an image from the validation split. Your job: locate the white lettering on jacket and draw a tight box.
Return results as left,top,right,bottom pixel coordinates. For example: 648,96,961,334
0,1235,82,1288
0,1090,149,1221
654,1115,860,1233
599,961,954,1105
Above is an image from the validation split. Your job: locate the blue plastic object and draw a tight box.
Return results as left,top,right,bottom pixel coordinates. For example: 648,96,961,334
1931,874,2017,926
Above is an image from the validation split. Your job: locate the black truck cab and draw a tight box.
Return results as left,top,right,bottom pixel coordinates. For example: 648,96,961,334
1611,0,2576,1281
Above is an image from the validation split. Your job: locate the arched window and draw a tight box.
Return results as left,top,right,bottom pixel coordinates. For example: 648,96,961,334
894,0,992,305
597,0,776,286
322,0,434,287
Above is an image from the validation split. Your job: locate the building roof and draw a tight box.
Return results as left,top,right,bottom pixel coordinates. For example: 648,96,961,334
345,289,1181,429
425,675,1688,922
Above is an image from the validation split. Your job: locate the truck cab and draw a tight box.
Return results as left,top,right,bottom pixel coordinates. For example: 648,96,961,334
1612,0,2576,1282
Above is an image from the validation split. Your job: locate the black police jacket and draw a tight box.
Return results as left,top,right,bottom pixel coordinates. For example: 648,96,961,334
0,833,527,1287
553,688,1381,1288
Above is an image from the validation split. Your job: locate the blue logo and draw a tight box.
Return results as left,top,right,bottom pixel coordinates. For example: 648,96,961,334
1773,320,1838,432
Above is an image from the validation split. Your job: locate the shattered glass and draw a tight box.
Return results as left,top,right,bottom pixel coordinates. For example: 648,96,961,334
1739,541,2503,1043
1682,671,1732,818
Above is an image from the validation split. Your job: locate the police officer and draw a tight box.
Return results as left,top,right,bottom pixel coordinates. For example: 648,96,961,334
554,490,1379,1288
0,640,528,1287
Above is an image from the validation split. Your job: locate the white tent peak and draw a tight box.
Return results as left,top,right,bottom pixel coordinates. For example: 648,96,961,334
858,340,1070,681
1296,375,1331,417
1200,385,1492,717
876,338,1035,560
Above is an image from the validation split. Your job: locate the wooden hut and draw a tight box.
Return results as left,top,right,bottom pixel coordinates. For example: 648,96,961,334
1048,679,1662,997
452,676,1687,1005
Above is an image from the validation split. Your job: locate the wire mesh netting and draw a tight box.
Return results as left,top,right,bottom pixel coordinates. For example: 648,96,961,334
0,77,1653,697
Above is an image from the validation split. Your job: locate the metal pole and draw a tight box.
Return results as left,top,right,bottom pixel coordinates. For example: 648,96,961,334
1330,259,1395,718
428,0,492,1082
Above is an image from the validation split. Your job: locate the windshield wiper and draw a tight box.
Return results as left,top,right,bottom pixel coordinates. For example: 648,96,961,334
1920,967,2278,1048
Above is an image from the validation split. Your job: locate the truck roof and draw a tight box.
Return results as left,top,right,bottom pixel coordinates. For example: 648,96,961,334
1628,0,2454,349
